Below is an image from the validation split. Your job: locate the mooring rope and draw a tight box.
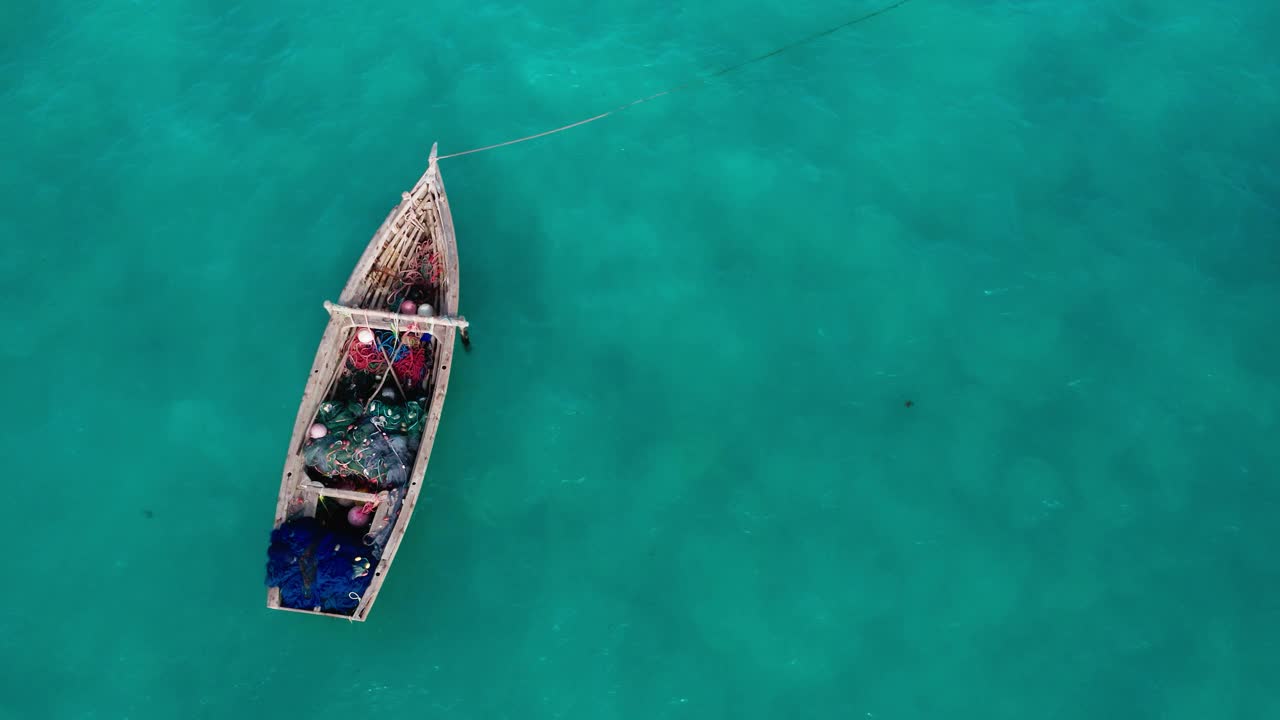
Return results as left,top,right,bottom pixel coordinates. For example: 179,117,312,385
437,0,914,161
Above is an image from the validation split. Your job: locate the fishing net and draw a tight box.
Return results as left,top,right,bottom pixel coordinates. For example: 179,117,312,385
364,398,424,434
304,399,425,488
266,517,375,613
346,329,433,387
313,400,362,431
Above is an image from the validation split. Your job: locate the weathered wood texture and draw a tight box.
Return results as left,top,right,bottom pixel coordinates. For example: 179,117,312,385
268,144,461,621
299,482,381,504
324,301,469,331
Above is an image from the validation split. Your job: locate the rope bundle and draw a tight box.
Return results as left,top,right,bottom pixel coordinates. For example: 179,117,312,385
347,330,420,377
393,345,428,385
391,242,443,310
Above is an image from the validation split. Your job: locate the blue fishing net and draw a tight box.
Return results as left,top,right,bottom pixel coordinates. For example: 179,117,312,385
265,517,376,613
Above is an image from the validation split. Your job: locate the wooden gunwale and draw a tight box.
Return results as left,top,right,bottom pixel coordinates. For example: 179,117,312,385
267,144,461,621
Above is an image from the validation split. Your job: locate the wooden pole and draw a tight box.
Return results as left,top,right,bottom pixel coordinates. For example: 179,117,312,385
367,332,407,402
299,482,382,504
324,301,469,331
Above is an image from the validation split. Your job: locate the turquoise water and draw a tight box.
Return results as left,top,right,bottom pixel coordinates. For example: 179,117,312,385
4,0,1279,716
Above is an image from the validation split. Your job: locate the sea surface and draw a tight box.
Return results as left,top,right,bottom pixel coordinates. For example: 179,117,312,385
3,1,1278,718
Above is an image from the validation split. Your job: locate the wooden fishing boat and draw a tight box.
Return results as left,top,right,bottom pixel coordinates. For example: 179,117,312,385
265,144,468,621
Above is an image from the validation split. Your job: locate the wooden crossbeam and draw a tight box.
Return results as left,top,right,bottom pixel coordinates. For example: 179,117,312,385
323,300,469,332
299,481,381,504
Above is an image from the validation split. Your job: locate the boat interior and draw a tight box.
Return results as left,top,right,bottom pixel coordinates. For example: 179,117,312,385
266,168,457,619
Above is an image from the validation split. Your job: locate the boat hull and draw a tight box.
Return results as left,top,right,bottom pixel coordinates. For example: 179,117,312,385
266,147,461,621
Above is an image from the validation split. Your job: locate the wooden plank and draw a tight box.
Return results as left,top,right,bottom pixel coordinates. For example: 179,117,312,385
269,602,355,621
339,199,409,307
323,301,469,331
299,482,381,504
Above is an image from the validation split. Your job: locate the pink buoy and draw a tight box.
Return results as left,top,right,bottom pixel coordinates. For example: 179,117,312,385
356,327,375,344
308,423,328,439
399,300,417,315
347,505,372,527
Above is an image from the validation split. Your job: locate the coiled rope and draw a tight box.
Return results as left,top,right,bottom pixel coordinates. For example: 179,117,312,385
437,0,914,161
